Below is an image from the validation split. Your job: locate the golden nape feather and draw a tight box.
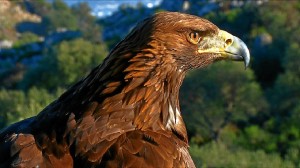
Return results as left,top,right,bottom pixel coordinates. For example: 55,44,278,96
0,12,249,168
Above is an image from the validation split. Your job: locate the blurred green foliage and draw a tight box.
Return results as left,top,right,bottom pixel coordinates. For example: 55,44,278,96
1,0,300,166
20,38,107,90
43,0,78,32
181,62,268,144
190,142,295,168
13,32,40,48
0,87,63,128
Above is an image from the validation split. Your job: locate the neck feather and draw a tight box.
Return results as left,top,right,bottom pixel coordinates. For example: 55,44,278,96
61,40,188,142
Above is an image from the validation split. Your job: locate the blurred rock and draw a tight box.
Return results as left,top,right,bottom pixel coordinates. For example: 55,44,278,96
0,40,13,49
0,0,41,41
0,0,41,23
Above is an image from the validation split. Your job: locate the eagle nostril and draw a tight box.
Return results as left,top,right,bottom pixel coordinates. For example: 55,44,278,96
225,38,233,47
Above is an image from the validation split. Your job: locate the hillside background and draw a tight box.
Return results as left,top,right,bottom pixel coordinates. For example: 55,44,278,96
0,0,300,167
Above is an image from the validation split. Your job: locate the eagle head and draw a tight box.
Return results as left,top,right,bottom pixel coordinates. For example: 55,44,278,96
120,12,250,72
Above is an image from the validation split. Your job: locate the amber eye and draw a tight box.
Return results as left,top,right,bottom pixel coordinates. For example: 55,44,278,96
188,32,201,44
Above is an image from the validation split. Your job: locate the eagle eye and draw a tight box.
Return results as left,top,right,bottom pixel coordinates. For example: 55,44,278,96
188,32,201,44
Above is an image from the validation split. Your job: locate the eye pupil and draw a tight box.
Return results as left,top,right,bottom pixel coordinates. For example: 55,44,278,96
189,32,200,44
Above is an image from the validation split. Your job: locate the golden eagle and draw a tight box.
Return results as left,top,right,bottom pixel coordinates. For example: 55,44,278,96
0,12,250,168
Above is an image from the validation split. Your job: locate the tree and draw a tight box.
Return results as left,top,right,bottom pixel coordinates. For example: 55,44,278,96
23,0,51,17
72,3,103,43
20,38,108,90
189,141,295,168
13,32,40,47
0,87,63,129
180,62,268,144
265,42,300,157
42,0,78,32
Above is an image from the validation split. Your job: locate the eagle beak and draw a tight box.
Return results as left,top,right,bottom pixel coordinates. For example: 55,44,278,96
197,30,250,68
218,30,250,68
